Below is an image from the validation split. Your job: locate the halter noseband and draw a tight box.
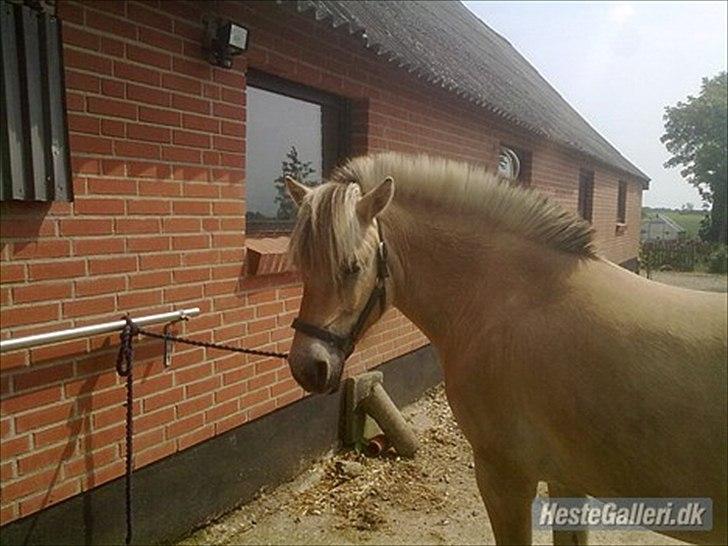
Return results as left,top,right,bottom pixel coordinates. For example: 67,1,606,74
291,222,389,358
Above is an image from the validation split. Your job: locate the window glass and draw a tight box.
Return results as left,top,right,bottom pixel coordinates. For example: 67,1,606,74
498,147,520,180
617,180,627,223
578,169,595,222
497,145,531,186
246,85,323,233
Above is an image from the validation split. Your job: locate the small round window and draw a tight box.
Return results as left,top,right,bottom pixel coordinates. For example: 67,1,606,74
498,147,521,180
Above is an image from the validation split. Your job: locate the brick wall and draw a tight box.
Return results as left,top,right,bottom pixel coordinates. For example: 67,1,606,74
0,0,642,526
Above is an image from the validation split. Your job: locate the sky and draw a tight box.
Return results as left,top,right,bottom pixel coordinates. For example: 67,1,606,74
463,1,727,209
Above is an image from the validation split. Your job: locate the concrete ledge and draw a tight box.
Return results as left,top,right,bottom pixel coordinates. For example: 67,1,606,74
0,345,442,545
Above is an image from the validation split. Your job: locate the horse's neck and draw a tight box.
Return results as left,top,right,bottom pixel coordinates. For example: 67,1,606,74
384,207,576,354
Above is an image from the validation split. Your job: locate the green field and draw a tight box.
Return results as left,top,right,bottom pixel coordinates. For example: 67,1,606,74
642,208,706,239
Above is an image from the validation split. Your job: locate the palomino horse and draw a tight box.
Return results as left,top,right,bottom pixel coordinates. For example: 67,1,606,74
284,152,727,545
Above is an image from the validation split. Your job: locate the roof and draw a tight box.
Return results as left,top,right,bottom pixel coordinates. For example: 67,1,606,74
287,0,650,186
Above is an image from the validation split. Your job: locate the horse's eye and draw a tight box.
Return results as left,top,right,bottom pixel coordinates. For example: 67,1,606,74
344,261,361,277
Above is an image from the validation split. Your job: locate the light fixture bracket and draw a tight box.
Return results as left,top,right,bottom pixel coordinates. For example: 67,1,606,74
203,15,248,69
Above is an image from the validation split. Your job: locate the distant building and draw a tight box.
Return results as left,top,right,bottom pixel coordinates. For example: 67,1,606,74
641,214,687,241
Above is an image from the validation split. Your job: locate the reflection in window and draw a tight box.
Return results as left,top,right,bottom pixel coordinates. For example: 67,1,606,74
497,145,531,186
498,147,521,180
246,85,322,233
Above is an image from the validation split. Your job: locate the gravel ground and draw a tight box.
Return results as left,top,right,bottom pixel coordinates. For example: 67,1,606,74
178,387,684,546
641,271,727,292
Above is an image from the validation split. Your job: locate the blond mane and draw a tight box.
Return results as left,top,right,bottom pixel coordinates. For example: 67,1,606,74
290,152,596,284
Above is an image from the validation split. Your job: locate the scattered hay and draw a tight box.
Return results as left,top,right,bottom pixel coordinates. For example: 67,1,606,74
282,386,472,532
178,385,479,545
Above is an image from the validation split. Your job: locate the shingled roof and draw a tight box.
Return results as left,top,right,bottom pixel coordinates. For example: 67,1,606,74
288,0,650,185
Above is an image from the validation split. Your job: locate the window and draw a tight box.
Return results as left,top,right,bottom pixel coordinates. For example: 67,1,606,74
617,180,627,223
1,1,72,201
497,145,531,186
498,147,520,180
577,169,594,222
245,71,348,235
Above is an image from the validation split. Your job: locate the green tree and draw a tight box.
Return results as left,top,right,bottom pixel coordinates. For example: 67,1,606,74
661,72,727,243
273,146,316,220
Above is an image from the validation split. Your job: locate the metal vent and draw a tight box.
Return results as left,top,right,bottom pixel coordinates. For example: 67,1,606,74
1,0,72,202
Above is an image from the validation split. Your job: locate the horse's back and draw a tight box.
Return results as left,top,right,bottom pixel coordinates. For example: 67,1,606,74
555,260,727,541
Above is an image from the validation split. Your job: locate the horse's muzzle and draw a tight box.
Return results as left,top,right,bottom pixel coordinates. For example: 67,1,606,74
287,341,345,394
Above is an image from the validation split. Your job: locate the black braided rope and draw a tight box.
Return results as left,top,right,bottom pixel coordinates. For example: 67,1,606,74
114,317,288,544
137,328,289,359
115,318,137,545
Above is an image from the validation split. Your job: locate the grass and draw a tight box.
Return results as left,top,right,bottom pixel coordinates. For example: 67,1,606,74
660,211,706,239
642,207,707,239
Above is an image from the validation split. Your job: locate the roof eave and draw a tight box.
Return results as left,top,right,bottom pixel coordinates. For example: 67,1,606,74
287,1,651,188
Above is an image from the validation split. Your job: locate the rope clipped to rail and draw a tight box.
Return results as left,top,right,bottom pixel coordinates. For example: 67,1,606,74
115,316,288,545
115,317,138,546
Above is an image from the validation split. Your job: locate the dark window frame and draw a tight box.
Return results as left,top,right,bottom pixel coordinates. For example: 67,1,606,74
245,70,350,236
577,169,594,223
617,179,627,223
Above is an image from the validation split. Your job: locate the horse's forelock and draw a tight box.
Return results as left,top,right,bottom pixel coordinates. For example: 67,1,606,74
289,181,366,287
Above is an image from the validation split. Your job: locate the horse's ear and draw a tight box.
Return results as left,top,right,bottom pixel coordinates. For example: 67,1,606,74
285,176,310,207
356,176,394,224
356,176,394,223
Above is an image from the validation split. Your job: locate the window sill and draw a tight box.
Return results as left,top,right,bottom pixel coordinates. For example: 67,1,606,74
245,236,294,276
615,222,628,235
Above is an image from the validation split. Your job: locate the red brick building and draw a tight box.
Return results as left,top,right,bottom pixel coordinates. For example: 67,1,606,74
0,1,648,542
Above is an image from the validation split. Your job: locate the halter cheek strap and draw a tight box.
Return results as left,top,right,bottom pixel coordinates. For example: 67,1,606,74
291,222,389,359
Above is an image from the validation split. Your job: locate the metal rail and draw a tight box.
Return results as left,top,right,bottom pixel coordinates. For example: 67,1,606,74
0,308,200,353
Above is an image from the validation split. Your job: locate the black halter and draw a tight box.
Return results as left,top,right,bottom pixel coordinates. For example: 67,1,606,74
291,222,389,358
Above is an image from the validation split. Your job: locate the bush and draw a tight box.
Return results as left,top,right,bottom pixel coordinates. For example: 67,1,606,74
707,246,728,274
640,239,714,273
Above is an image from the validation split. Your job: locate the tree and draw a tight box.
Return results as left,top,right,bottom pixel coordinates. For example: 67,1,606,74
661,72,727,243
273,146,316,220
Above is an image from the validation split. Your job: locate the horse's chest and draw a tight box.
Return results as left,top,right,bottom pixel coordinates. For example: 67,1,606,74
443,362,520,442
441,353,550,469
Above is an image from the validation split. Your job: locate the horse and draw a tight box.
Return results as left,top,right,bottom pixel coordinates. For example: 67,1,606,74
283,152,727,545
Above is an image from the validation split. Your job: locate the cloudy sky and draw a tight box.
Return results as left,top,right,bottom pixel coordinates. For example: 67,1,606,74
463,1,727,208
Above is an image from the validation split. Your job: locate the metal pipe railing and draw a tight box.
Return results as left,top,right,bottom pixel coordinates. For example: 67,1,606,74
0,308,200,353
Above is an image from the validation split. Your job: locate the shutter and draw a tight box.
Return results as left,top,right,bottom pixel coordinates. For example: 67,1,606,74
0,0,72,202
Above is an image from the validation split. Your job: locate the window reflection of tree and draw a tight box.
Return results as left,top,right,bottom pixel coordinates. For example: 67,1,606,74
274,146,318,220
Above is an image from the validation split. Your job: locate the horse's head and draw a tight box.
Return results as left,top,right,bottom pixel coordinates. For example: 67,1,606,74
285,174,395,393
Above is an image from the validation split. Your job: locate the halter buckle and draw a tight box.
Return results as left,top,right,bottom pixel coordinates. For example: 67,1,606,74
377,241,389,279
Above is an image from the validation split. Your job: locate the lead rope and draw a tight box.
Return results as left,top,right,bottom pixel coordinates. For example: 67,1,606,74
114,316,288,545
115,317,138,545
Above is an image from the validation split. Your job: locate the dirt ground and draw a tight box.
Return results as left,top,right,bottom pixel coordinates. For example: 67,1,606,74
179,271,719,545
179,387,684,546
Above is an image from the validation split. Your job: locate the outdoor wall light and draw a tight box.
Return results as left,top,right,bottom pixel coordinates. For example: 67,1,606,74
203,16,248,68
